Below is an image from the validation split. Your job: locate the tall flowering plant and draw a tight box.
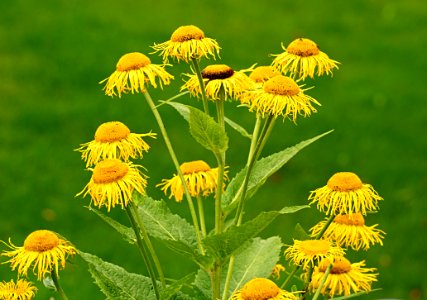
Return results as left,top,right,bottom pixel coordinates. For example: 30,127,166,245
1,25,385,300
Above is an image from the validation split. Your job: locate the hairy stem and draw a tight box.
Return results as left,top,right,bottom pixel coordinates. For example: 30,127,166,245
51,270,68,300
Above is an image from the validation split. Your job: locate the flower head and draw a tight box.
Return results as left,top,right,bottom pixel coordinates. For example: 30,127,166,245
181,64,255,101
100,52,173,97
157,160,227,202
0,279,37,300
249,66,280,88
272,38,339,80
309,257,378,298
77,121,156,167
241,75,320,122
309,172,383,216
231,278,298,300
310,213,385,251
284,239,344,269
77,159,147,211
152,25,220,63
1,230,77,281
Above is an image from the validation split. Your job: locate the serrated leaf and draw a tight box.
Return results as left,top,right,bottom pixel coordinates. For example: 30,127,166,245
189,107,228,154
80,251,156,300
88,206,136,244
223,130,333,213
203,206,308,260
224,117,252,139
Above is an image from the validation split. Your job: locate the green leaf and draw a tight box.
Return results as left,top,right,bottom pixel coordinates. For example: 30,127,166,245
203,206,308,260
224,117,252,139
80,251,156,300
166,101,191,121
189,106,228,154
161,273,195,300
223,130,333,213
227,237,282,295
88,206,136,244
294,223,311,240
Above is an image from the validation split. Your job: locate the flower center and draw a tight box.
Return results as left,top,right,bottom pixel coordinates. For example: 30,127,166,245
263,75,300,96
240,278,280,300
23,230,60,252
94,121,131,143
299,240,330,255
334,213,365,226
171,25,205,42
116,52,151,72
287,38,320,57
92,159,129,184
319,257,352,274
249,66,279,83
201,64,234,80
327,172,363,192
180,160,211,175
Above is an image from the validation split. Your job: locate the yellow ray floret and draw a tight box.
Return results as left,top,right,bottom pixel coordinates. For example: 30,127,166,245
241,75,320,122
231,278,298,300
157,160,228,202
0,279,37,300
77,159,147,211
1,230,77,281
309,257,378,298
100,52,173,97
309,172,383,216
77,121,156,167
249,66,280,88
272,38,339,80
181,64,255,101
152,25,220,62
310,213,385,251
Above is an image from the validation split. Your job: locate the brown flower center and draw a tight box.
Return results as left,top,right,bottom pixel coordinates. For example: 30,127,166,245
263,75,300,96
287,38,320,57
94,121,131,143
249,66,279,83
171,25,205,42
319,257,352,274
92,159,129,184
116,52,151,72
334,213,365,226
180,160,211,175
201,64,234,80
299,240,330,255
327,172,363,192
24,230,60,252
240,278,280,300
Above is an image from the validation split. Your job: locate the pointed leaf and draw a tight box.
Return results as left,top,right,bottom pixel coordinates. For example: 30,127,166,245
203,206,308,260
294,223,311,240
224,117,252,139
223,130,333,213
80,251,156,300
166,101,190,121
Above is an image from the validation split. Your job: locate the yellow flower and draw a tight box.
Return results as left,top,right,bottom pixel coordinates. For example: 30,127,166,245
157,160,228,202
249,66,280,88
271,264,285,280
309,257,378,298
152,25,221,63
77,121,156,167
309,172,383,216
241,75,320,122
100,52,173,97
181,64,255,101
0,279,37,300
272,38,339,80
231,278,298,300
284,239,344,269
310,213,385,251
77,159,147,211
1,230,77,281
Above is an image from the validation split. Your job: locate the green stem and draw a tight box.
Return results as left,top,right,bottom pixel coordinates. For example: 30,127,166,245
312,263,332,300
51,270,68,300
191,58,210,115
302,266,314,300
280,265,300,289
125,205,161,300
129,201,166,286
221,256,235,300
196,195,207,238
143,90,205,255
315,215,335,239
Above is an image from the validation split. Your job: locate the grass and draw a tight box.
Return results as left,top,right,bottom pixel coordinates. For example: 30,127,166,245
0,0,426,299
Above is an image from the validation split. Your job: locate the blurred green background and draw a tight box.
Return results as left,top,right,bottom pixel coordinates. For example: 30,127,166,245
1,0,425,299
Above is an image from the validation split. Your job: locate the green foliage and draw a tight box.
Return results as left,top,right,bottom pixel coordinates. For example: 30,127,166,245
294,223,312,240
